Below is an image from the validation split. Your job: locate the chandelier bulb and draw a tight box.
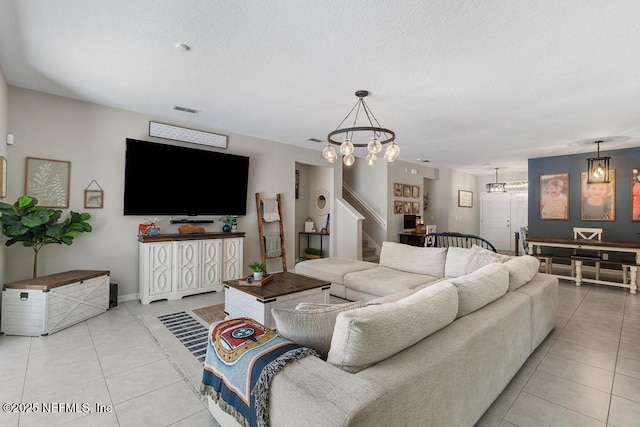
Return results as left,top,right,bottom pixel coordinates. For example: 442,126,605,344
365,152,377,165
340,138,354,156
384,142,400,162
367,137,382,154
323,144,338,163
343,154,355,166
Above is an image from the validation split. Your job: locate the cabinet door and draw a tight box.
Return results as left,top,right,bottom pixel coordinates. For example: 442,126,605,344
146,243,173,296
175,241,200,291
223,238,244,281
201,239,222,290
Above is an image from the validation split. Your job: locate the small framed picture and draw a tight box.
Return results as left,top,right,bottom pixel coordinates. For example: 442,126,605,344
394,200,402,214
394,183,402,197
412,201,420,214
0,155,6,198
403,184,411,197
412,185,419,198
84,189,104,208
458,190,473,208
403,201,411,213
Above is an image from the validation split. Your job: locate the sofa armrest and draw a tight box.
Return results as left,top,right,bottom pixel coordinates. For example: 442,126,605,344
269,356,385,426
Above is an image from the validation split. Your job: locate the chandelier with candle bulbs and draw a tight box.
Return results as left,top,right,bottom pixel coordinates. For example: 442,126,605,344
323,90,399,166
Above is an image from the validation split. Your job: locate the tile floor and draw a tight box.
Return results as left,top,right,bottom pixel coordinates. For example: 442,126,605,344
0,279,639,427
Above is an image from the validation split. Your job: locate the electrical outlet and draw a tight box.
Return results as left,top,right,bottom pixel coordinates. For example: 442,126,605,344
602,253,608,260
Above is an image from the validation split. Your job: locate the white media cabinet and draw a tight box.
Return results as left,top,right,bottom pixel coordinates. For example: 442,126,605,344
138,232,244,304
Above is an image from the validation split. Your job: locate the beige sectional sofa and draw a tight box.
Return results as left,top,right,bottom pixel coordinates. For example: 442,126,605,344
206,241,558,427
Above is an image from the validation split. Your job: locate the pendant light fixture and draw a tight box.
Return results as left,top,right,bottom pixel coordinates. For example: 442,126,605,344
486,168,507,193
586,140,611,184
323,90,399,166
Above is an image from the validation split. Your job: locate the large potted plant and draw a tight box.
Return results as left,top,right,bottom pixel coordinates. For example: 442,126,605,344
0,195,93,278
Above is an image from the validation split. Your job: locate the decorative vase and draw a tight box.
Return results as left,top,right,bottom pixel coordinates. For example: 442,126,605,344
222,224,231,232
253,271,263,281
231,224,237,232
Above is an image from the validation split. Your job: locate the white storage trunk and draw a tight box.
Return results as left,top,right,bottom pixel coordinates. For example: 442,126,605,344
1,270,110,336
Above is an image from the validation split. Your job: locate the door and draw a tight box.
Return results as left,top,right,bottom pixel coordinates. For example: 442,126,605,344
481,193,512,251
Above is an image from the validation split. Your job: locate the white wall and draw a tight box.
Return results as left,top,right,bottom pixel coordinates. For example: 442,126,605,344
0,68,8,287
5,87,340,299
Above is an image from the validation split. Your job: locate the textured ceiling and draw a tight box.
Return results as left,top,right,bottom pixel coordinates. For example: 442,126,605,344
1,0,639,175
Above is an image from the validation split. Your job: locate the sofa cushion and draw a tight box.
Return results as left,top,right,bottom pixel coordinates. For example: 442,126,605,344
379,242,447,277
444,247,475,277
465,245,510,273
504,255,540,291
271,301,364,359
344,266,439,298
294,257,377,285
327,281,458,373
449,262,509,318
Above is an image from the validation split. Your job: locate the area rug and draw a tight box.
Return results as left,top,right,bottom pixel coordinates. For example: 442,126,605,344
137,304,227,400
192,303,226,325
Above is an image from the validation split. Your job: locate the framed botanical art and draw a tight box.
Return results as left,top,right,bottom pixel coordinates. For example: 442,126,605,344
403,201,411,214
0,155,6,198
403,184,411,197
539,173,569,220
412,185,419,198
25,157,71,208
633,168,640,221
458,190,473,208
394,183,402,197
580,170,615,221
412,201,419,214
394,200,402,214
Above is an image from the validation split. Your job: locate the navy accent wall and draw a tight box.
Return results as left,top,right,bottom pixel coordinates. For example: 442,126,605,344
528,147,640,242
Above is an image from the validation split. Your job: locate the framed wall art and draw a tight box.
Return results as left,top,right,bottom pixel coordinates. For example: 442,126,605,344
412,185,419,198
458,190,473,208
403,201,411,214
394,200,402,214
539,173,569,220
25,157,70,208
633,168,640,221
580,170,615,221
394,183,402,197
0,155,6,198
403,184,411,197
412,201,420,214
84,180,104,209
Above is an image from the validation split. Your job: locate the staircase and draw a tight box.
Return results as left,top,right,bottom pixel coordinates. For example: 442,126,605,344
362,239,379,263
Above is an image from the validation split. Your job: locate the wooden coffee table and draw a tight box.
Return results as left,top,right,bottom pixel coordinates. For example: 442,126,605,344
223,271,330,329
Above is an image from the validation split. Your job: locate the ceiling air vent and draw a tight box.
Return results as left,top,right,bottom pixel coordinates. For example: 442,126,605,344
173,105,200,114
308,138,323,143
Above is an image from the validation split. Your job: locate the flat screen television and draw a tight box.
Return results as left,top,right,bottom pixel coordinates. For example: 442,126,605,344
123,138,250,216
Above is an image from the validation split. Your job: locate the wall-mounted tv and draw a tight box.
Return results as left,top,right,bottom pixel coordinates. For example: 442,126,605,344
123,138,250,216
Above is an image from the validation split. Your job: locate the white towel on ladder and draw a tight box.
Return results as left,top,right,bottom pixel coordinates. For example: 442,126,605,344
262,199,280,222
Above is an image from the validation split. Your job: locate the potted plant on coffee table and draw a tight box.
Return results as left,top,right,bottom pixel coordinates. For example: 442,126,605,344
248,260,265,281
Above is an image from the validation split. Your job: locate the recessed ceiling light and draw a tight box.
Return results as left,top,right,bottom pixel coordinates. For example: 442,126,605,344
175,43,191,51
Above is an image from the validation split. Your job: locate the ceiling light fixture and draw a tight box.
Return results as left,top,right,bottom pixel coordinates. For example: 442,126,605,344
323,90,399,166
486,168,507,193
587,140,611,184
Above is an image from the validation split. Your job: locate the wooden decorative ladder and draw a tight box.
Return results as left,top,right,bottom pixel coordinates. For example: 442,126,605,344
255,193,287,273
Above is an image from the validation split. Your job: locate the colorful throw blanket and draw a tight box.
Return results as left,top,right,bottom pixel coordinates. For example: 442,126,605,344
201,317,318,427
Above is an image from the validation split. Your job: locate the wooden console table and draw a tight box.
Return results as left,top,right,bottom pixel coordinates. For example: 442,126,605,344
528,236,639,294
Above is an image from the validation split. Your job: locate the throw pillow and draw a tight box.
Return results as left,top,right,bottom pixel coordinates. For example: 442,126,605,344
450,262,509,318
504,255,540,291
465,244,510,274
327,281,458,373
444,247,474,277
271,301,363,360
